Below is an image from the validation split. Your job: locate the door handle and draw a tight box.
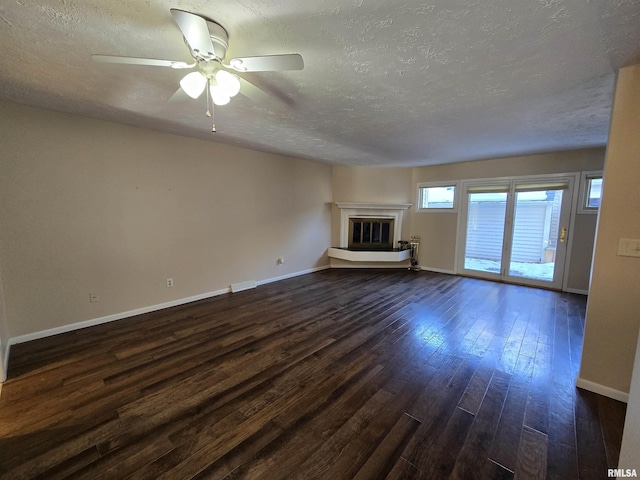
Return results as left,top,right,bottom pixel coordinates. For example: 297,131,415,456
559,226,567,243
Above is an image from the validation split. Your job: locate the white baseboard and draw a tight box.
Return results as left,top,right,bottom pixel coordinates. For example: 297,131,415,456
257,265,330,285
10,287,230,346
576,377,629,403
419,269,589,294
1,342,9,383
9,265,331,348
564,287,589,295
420,266,457,275
330,264,410,269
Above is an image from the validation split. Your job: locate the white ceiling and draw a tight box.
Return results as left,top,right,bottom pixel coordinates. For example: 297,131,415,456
1,0,639,167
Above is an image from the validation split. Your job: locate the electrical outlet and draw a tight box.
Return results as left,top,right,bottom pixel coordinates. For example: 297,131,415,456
89,292,99,303
167,278,174,287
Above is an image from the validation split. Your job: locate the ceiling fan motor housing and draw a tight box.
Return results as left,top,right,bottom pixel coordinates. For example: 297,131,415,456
209,20,229,60
182,19,229,61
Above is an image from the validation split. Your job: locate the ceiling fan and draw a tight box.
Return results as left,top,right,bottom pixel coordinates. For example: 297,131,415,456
92,9,304,131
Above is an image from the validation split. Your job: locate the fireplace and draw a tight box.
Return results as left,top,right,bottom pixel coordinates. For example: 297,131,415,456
328,203,412,263
348,217,395,250
335,202,411,249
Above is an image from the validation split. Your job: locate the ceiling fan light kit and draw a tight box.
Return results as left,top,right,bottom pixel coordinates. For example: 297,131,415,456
180,71,207,99
92,8,304,131
179,68,240,105
214,70,240,97
209,86,230,106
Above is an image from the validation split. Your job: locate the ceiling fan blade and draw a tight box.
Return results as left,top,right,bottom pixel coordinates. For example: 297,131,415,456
92,55,194,69
170,9,217,59
229,54,304,72
237,76,271,102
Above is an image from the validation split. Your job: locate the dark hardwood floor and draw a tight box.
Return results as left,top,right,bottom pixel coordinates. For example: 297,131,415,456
0,269,626,479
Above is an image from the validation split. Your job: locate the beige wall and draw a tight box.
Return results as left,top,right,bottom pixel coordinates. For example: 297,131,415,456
566,214,598,292
0,100,332,339
332,166,414,204
410,148,606,289
580,64,640,396
619,328,640,469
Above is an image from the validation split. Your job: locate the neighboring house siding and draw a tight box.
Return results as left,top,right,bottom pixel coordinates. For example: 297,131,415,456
466,201,550,263
466,203,506,261
511,202,549,263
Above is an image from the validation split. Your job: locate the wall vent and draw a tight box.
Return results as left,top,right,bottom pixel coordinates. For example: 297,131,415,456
230,280,257,293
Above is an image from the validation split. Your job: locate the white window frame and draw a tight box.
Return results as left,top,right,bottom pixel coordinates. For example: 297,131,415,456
578,171,603,214
416,181,459,212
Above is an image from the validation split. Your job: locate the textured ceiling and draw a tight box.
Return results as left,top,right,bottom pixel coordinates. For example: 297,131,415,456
1,0,639,166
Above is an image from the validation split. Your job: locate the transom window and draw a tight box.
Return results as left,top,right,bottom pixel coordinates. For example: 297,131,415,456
417,182,458,211
579,171,603,214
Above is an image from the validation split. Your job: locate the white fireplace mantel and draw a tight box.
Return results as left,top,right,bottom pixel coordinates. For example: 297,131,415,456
335,202,413,211
335,202,412,249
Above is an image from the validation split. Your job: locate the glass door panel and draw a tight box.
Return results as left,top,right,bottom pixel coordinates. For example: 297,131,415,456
464,192,508,275
508,189,563,282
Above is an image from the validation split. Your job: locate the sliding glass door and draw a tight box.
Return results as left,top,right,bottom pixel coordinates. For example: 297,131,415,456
458,176,574,289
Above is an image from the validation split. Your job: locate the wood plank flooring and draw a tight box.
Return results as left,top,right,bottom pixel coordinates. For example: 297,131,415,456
0,269,627,479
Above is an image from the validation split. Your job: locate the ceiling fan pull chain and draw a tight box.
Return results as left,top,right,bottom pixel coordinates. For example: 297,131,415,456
205,78,217,133
205,78,212,118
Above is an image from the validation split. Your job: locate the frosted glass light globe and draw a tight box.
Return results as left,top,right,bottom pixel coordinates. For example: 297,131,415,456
215,70,241,97
179,71,206,99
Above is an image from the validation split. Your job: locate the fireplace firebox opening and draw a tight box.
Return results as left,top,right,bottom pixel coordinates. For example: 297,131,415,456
348,217,395,250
